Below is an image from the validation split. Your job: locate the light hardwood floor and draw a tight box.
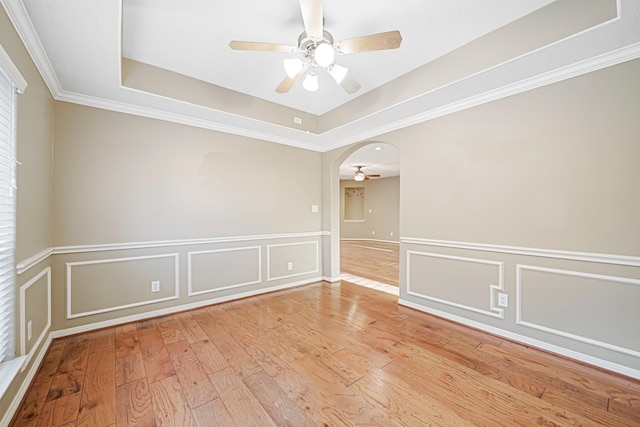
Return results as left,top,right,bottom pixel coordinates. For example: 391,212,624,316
9,280,640,426
340,240,399,287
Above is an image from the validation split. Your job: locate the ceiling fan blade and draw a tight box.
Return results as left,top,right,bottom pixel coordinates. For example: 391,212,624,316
276,64,308,93
339,74,361,94
299,0,323,40
365,174,381,178
229,41,297,53
335,30,402,54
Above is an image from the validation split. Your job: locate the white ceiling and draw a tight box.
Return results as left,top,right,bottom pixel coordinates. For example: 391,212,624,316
121,0,553,116
3,0,640,154
339,143,400,180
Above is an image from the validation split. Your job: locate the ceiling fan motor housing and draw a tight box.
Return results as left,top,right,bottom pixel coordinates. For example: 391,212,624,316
298,30,335,58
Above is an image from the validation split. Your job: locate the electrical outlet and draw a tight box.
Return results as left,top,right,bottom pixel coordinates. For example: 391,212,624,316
287,262,293,271
151,280,160,292
372,230,375,235
497,293,509,308
27,320,32,341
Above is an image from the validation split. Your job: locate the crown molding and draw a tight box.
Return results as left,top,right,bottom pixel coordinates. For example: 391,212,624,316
55,90,323,152
3,0,640,153
0,0,63,94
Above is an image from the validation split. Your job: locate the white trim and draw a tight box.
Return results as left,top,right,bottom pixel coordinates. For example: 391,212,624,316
398,298,640,381
322,276,342,283
266,241,320,282
406,250,504,319
1,0,639,152
19,267,51,371
340,238,399,244
15,232,328,275
516,264,640,359
343,220,365,223
0,43,27,93
0,335,49,427
320,42,640,152
53,231,325,254
16,248,52,275
187,246,261,297
0,0,60,95
401,237,640,267
0,356,27,401
52,277,322,339
65,253,180,319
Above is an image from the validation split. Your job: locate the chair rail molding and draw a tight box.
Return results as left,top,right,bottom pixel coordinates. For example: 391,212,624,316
401,237,640,267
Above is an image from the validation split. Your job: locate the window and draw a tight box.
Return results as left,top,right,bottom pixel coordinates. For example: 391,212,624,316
0,63,17,364
0,43,26,398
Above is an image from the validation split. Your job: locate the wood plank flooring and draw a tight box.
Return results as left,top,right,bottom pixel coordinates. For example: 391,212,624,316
10,280,640,426
340,240,399,286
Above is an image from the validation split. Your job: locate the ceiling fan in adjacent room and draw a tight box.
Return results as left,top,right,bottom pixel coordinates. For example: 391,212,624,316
228,0,402,94
353,166,380,181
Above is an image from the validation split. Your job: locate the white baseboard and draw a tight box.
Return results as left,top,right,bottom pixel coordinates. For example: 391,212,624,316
52,277,322,339
322,276,342,283
0,335,52,427
398,298,640,380
340,238,399,244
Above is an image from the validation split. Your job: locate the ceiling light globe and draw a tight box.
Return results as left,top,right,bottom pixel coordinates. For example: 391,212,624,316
354,171,365,181
302,72,319,92
314,43,335,67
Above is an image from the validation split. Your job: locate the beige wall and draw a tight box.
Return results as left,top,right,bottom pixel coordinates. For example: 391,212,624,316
1,0,639,421
340,177,399,242
1,4,55,420
394,60,640,255
49,103,324,331
324,58,640,375
53,102,322,245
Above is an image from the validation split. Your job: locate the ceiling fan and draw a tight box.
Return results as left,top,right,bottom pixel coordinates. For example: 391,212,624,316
228,0,402,94
353,166,380,182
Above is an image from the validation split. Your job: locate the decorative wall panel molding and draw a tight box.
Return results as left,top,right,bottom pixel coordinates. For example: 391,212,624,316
516,264,640,358
267,241,319,281
19,267,51,367
406,250,504,319
187,246,261,297
66,253,179,319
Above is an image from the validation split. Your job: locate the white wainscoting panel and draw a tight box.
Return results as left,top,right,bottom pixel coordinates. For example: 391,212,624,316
66,253,179,319
19,267,51,368
516,264,640,358
267,241,319,281
407,251,504,319
187,246,261,296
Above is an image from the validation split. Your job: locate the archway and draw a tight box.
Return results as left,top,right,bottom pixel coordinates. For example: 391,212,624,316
331,142,400,294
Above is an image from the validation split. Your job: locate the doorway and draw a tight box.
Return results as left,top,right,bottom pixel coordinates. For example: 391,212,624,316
337,143,400,294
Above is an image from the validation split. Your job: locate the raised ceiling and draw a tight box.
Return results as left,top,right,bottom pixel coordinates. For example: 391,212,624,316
3,0,639,152
122,0,552,116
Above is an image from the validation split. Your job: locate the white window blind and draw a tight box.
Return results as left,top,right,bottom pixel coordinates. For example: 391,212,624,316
0,68,16,363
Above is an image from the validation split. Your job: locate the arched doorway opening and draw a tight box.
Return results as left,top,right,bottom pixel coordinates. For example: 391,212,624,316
333,142,400,295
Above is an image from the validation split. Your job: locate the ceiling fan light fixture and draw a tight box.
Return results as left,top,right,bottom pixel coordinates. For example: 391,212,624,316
302,71,319,92
328,63,348,84
283,58,303,78
354,170,366,181
314,42,335,67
